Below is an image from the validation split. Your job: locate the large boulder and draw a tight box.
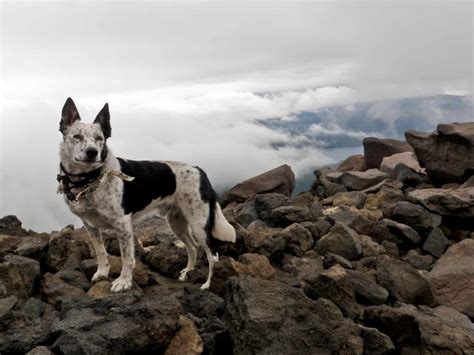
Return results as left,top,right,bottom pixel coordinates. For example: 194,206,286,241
408,186,474,217
363,137,413,169
405,122,474,184
337,154,366,172
224,276,366,354
365,304,474,353
221,165,295,207
379,151,424,177
429,239,474,318
387,201,439,234
326,169,389,191
0,254,41,301
0,215,28,236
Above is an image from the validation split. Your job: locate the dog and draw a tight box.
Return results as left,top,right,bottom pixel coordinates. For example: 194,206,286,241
57,98,236,292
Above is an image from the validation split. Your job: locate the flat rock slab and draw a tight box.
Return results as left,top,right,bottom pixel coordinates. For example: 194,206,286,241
409,187,474,217
326,169,389,191
363,137,413,169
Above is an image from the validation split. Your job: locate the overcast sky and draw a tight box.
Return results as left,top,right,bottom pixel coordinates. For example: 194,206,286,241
0,1,472,232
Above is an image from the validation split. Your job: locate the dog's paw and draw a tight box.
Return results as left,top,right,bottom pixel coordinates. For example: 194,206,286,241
91,267,110,282
110,276,132,292
200,281,211,290
178,268,190,282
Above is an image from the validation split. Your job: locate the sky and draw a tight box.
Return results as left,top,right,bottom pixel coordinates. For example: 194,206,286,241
0,1,472,232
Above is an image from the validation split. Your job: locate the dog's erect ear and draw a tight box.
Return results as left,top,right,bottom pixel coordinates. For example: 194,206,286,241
60,97,81,134
94,103,111,139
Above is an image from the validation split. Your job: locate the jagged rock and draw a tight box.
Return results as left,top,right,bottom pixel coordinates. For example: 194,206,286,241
0,295,17,318
358,325,395,355
408,186,474,217
330,191,368,209
55,269,90,291
282,254,324,281
323,253,353,270
0,215,28,236
21,298,48,319
404,249,433,271
394,164,428,186
42,273,85,305
243,223,288,260
270,193,323,227
165,315,203,355
26,346,53,355
0,254,40,301
376,255,434,305
304,265,363,319
337,154,366,172
324,205,381,236
52,291,182,354
220,165,295,207
429,239,474,318
365,304,474,353
383,218,421,245
356,234,386,257
198,317,232,355
0,300,58,354
46,234,89,272
346,270,389,306
301,218,332,242
326,169,389,191
253,193,290,225
422,227,449,257
176,287,224,319
87,280,113,299
405,122,474,184
380,151,424,177
15,235,49,261
363,137,414,169
224,276,365,354
381,241,399,257
388,201,439,233
0,234,21,257
233,199,258,227
364,186,406,211
315,222,362,260
145,242,188,279
280,223,314,253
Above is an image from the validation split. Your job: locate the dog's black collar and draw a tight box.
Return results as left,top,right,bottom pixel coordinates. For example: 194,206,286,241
57,164,103,201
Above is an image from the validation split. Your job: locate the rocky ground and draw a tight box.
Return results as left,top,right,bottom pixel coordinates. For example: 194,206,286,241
1,122,473,354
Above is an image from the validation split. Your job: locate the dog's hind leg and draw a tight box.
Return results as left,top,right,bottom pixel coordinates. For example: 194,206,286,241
167,210,198,282
190,226,217,290
84,223,110,282
110,217,135,292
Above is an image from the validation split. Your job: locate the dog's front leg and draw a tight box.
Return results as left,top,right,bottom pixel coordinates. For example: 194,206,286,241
110,217,135,292
84,223,110,282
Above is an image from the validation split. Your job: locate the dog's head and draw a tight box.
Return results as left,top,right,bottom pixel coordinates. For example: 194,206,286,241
59,98,111,169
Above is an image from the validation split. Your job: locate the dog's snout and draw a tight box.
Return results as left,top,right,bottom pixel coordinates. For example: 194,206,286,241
86,148,98,159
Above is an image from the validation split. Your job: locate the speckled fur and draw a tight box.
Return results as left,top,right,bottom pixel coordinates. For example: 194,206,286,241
58,98,235,292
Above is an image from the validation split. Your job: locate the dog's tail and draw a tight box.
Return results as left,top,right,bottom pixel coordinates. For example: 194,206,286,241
212,203,236,243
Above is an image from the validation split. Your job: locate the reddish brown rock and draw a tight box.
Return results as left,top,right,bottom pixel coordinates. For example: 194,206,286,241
363,137,413,169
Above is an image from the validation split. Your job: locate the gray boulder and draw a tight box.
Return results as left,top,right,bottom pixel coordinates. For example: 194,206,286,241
363,137,414,169
315,222,362,260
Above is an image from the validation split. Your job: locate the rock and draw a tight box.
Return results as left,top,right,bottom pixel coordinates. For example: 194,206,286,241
315,222,362,260
394,164,427,186
165,315,203,355
253,193,290,225
243,223,288,260
26,346,53,355
364,186,405,211
356,234,386,257
55,269,90,290
376,255,434,305
422,227,449,257
388,201,439,233
318,174,348,197
304,265,363,319
0,254,40,301
87,280,113,299
405,122,474,183
301,218,332,242
224,276,365,354
280,223,314,253
362,178,404,194
365,304,474,353
46,234,84,272
337,154,366,172
270,193,323,227
429,239,474,318
383,218,421,246
380,151,423,177
15,235,49,261
198,317,232,355
404,249,434,271
408,186,474,217
363,137,414,169
0,215,28,236
324,205,381,236
233,199,258,227
281,254,324,281
145,242,188,279
346,270,389,306
0,301,57,354
21,298,48,319
0,295,17,318
358,325,395,355
323,253,353,270
220,165,295,207
331,191,368,209
326,169,389,191
42,273,85,305
176,287,224,319
52,291,182,354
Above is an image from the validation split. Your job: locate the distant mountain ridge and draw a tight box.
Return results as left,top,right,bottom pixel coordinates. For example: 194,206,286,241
259,94,472,149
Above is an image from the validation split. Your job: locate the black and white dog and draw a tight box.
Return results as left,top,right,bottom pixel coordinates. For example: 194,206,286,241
57,98,236,292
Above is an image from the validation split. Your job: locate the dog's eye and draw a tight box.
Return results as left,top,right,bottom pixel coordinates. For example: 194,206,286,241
73,134,83,140
95,136,104,141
